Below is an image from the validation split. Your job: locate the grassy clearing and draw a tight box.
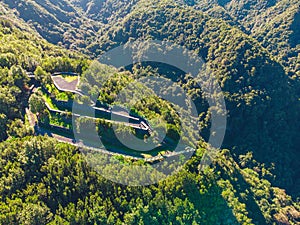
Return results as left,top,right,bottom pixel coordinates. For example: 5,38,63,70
60,75,78,83
42,92,59,110
49,116,72,129
56,92,69,101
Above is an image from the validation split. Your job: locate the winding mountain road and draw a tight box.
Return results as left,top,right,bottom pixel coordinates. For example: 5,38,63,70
26,71,192,162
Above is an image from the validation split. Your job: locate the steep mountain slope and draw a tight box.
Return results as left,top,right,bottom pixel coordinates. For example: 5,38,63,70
87,0,299,196
3,0,299,76
1,0,100,53
0,0,299,224
0,18,296,221
2,0,299,197
0,1,40,35
190,0,300,77
71,0,139,24
249,0,300,77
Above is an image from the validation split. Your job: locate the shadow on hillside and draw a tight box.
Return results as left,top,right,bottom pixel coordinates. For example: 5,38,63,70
227,170,267,224
182,175,240,224
222,58,299,199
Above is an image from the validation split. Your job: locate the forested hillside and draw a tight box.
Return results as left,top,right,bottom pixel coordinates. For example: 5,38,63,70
0,14,87,141
86,0,300,197
0,136,299,224
0,0,100,53
0,0,299,224
191,0,300,77
3,0,299,77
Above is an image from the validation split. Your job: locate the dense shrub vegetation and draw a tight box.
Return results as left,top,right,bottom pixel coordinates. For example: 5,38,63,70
87,0,300,196
0,136,299,224
0,0,299,224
